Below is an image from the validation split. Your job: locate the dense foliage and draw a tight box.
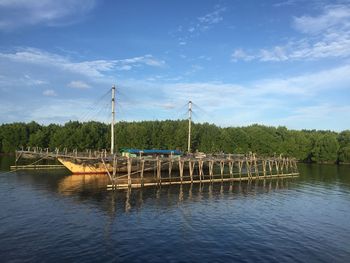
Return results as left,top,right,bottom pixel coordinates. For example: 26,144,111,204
0,120,349,163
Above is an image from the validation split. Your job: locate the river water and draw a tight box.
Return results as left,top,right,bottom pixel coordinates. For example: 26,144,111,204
0,156,350,262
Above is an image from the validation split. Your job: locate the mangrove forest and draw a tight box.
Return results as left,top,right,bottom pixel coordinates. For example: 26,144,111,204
0,120,349,164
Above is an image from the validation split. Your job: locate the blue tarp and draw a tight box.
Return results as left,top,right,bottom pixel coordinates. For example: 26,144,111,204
121,148,182,155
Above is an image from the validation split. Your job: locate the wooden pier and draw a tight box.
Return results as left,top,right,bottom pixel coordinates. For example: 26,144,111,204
105,154,299,190
15,148,299,190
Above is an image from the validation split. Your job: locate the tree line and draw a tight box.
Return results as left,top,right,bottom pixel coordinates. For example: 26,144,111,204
0,120,349,163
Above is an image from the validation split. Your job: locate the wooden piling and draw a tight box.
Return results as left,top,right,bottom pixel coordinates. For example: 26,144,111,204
140,159,145,187
220,161,225,181
156,157,162,185
209,160,214,182
198,159,204,182
168,159,173,183
189,160,194,183
127,157,132,187
262,160,267,177
238,160,242,179
228,161,233,178
179,158,184,183
268,160,273,176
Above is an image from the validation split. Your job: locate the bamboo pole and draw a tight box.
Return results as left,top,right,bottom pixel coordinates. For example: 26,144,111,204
198,159,204,182
127,157,132,187
140,159,145,187
168,159,173,183
229,161,233,178
179,158,184,183
189,160,194,183
157,157,162,185
209,160,214,182
220,161,224,181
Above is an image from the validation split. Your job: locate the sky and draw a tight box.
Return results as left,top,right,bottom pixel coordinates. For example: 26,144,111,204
0,0,349,131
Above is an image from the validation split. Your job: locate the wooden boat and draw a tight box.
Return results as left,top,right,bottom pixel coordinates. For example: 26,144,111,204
57,157,114,174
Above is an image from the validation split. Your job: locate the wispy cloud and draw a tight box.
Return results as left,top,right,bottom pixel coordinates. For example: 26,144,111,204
293,4,350,34
231,49,255,62
1,59,349,129
67,80,90,89
43,89,57,96
197,6,226,30
273,0,298,8
0,0,96,30
175,5,226,45
232,4,350,62
0,47,166,78
149,63,350,128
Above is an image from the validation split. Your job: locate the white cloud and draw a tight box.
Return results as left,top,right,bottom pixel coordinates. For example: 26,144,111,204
43,89,57,96
149,63,350,128
273,0,298,8
293,5,350,34
174,5,226,45
233,5,350,62
1,59,349,130
0,48,166,78
0,0,96,30
197,6,226,26
67,80,90,89
231,49,255,62
277,104,350,130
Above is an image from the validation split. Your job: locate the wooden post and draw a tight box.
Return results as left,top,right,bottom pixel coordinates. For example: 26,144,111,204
238,160,242,179
281,158,285,175
220,161,224,181
127,157,132,187
254,155,259,177
113,154,117,177
198,159,204,182
268,160,273,176
229,161,233,178
209,160,214,182
140,159,145,187
179,158,184,183
189,160,194,183
168,159,173,184
275,159,280,176
246,158,251,178
157,157,162,185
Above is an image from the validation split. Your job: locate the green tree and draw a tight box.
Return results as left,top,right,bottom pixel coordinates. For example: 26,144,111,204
311,134,339,163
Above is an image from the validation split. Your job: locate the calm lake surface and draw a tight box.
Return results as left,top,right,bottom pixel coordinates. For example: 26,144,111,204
1,156,350,262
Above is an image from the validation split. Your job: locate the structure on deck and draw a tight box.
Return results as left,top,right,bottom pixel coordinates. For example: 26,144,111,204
120,148,182,158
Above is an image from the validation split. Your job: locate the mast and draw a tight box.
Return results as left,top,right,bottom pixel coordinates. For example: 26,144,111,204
111,85,116,154
187,100,192,153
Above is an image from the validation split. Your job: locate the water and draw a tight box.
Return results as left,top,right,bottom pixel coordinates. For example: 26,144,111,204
1,156,350,262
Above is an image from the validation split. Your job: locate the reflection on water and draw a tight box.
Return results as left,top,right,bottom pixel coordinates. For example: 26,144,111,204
56,172,295,216
1,157,350,263
58,174,110,195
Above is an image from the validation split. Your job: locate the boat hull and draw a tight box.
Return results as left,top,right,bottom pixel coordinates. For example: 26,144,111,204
58,158,113,174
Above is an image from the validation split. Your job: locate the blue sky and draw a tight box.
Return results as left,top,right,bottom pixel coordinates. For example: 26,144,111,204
0,0,350,131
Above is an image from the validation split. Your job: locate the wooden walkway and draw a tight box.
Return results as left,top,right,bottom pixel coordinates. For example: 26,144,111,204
15,148,299,190
105,154,299,190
